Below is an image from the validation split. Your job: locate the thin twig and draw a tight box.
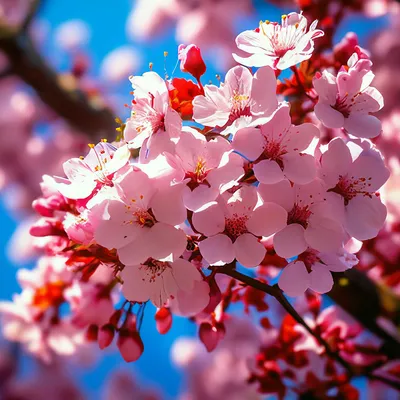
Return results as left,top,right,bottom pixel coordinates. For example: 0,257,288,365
213,265,400,392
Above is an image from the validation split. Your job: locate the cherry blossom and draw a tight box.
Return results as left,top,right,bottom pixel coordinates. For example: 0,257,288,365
278,247,358,297
233,12,324,70
124,71,182,160
94,166,187,266
192,65,278,133
193,185,288,267
121,257,209,312
54,141,130,200
165,127,244,211
258,179,345,258
320,138,390,240
233,103,319,184
313,52,384,138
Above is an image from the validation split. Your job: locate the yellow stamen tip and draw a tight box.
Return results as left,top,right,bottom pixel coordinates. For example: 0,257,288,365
149,62,153,70
88,143,95,148
164,51,168,57
339,277,349,287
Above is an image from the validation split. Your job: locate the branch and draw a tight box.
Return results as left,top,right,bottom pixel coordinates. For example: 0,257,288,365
214,265,400,392
0,14,116,139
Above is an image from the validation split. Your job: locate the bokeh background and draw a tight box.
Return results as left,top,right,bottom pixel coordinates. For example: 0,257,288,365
0,0,396,398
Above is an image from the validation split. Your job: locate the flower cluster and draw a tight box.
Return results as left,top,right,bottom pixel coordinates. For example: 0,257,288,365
0,11,392,374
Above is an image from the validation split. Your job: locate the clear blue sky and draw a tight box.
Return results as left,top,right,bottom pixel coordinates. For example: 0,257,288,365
0,1,387,398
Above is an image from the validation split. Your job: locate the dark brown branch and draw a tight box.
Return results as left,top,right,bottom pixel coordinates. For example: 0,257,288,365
214,265,400,392
0,31,116,139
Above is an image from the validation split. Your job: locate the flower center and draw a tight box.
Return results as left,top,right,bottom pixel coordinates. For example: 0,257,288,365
228,91,251,123
124,204,156,228
140,258,170,283
328,174,373,206
287,204,312,229
260,139,287,168
225,214,249,240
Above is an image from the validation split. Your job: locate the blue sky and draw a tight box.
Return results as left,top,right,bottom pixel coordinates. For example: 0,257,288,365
0,0,388,398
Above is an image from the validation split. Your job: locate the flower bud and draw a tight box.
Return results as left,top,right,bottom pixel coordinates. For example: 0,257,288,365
29,218,65,237
155,307,172,335
98,324,115,350
198,321,225,352
117,330,144,362
86,324,99,342
178,44,206,81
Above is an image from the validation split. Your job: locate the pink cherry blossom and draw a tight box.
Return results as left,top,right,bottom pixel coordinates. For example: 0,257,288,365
94,166,187,266
278,247,358,297
165,127,244,211
233,103,319,184
258,179,345,258
121,258,209,311
233,12,324,70
54,142,130,200
313,52,384,138
193,185,288,267
320,138,390,240
124,71,182,160
192,65,278,133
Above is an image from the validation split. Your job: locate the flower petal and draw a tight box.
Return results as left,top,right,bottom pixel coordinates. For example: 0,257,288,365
234,233,266,267
273,224,307,258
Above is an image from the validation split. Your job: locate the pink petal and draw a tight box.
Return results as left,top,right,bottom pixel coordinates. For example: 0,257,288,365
313,71,337,104
251,66,278,116
232,127,264,160
199,234,234,265
171,258,203,292
151,184,186,225
344,113,382,139
273,224,307,258
321,138,352,187
234,233,266,267
121,266,152,303
310,263,333,294
192,202,225,236
257,180,294,212
314,103,344,129
345,196,387,240
253,159,285,184
260,103,291,139
305,217,344,253
246,203,288,237
348,151,390,191
183,185,219,212
279,261,310,297
283,153,317,184
94,220,138,250
285,123,320,153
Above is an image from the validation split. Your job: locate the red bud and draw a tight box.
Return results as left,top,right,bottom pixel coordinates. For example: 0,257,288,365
155,307,172,335
178,44,206,81
199,322,225,352
98,324,115,349
117,330,144,362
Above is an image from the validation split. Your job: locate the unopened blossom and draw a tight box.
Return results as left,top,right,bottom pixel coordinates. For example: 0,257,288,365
165,127,244,211
178,44,206,81
258,179,344,258
192,65,278,133
124,71,182,160
54,142,130,200
233,103,319,184
313,52,384,138
193,185,288,267
94,166,187,266
233,12,324,70
278,247,358,297
320,138,390,240
121,257,209,312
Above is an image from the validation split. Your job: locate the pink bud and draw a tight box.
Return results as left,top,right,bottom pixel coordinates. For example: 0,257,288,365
178,44,206,81
117,330,144,362
29,218,65,237
98,324,115,350
32,199,54,217
155,307,172,335
199,321,225,352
